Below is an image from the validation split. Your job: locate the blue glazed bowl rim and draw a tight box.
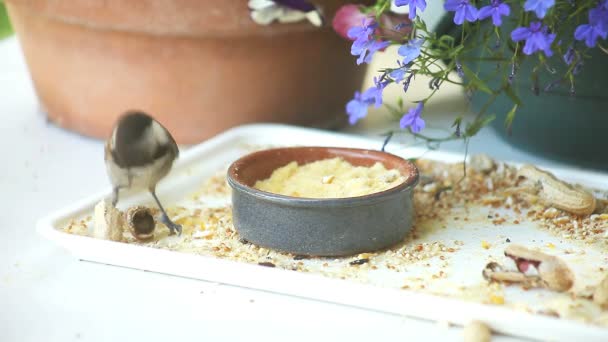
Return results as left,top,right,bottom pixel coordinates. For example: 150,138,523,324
226,146,419,208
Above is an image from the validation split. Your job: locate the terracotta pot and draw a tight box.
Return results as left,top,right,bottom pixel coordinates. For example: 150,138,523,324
6,0,368,144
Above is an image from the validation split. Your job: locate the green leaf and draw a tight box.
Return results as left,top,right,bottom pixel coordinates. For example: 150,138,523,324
465,114,495,137
447,44,464,58
397,97,404,111
0,3,13,39
451,116,463,136
416,17,427,32
384,103,403,121
461,64,493,94
503,84,522,106
504,104,518,131
438,34,455,46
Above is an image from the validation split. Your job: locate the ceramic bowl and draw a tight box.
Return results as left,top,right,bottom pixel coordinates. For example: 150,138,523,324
226,146,419,257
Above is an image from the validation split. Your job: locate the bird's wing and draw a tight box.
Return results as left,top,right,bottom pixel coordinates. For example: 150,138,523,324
113,130,175,168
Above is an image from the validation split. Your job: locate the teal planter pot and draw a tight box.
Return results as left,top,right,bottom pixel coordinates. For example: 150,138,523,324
437,14,608,171
482,45,608,171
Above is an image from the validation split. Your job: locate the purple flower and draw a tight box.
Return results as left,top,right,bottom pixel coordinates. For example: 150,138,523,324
511,21,556,56
444,0,478,25
346,80,387,125
403,73,415,93
386,60,408,84
400,102,425,133
333,5,414,43
390,66,407,83
574,23,607,48
348,18,376,48
333,4,372,40
574,4,608,48
523,0,555,19
347,19,390,64
395,0,427,20
590,2,608,31
455,59,465,78
368,77,389,107
365,40,390,64
398,38,424,65
563,45,576,65
478,0,510,26
346,92,371,124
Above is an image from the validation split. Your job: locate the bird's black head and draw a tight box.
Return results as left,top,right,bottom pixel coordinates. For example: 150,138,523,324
110,110,178,168
114,111,154,146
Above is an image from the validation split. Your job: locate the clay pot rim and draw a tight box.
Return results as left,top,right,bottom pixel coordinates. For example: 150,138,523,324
226,146,420,207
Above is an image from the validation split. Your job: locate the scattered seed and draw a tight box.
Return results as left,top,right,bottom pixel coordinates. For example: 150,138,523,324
350,258,370,266
489,295,505,305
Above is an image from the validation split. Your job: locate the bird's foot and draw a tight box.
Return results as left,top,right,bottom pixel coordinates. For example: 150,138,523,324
161,215,182,236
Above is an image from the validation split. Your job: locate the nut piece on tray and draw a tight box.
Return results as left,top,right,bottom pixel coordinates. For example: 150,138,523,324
463,320,492,342
483,244,574,292
594,273,608,310
517,164,596,216
93,200,158,242
469,154,495,174
93,199,124,242
126,206,156,241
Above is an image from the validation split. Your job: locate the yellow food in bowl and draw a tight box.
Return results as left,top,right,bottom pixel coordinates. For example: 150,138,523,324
253,157,406,198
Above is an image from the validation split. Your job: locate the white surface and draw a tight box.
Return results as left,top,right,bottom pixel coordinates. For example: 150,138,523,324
38,125,608,342
0,34,599,342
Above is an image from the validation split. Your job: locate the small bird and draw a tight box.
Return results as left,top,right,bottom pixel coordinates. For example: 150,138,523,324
104,110,182,235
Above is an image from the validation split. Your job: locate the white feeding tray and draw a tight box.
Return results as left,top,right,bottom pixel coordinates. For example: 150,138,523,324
37,124,608,341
